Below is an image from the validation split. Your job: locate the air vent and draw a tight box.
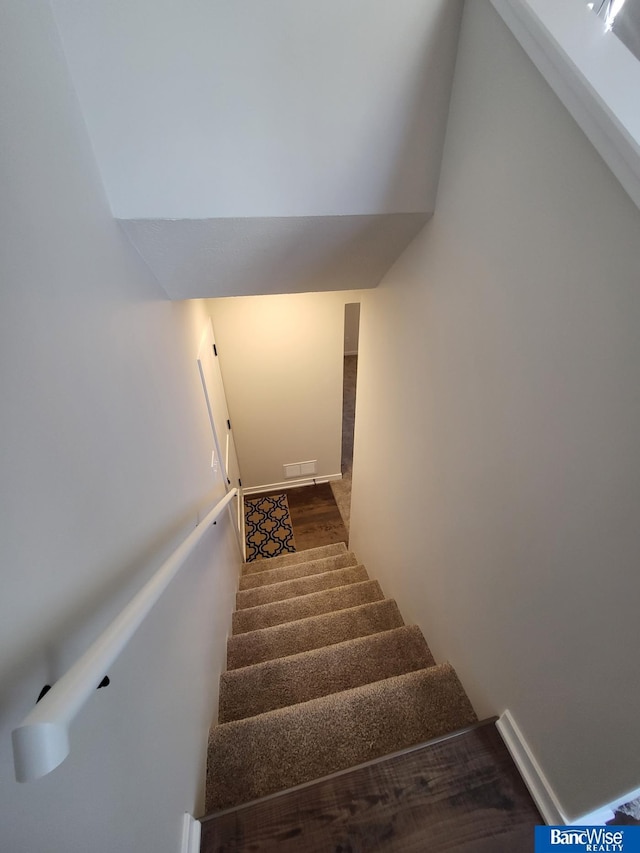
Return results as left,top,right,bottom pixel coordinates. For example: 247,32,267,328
283,460,317,478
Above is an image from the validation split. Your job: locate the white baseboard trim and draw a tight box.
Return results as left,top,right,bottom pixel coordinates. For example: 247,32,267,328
570,782,640,827
498,711,640,827
180,813,201,853
569,806,616,827
243,473,342,495
496,710,568,825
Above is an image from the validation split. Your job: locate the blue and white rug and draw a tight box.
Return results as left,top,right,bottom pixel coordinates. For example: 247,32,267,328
244,493,297,562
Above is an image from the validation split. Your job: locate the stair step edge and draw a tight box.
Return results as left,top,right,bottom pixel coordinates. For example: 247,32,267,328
231,579,384,634
201,717,498,821
239,552,359,590
219,624,436,723
214,662,463,731
235,564,369,609
242,543,347,575
235,579,383,617
226,598,405,669
207,663,477,811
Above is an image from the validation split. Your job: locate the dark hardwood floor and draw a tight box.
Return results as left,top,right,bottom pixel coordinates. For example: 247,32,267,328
201,721,542,852
255,482,349,551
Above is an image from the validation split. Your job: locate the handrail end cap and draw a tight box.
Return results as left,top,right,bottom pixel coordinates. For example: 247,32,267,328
12,721,70,782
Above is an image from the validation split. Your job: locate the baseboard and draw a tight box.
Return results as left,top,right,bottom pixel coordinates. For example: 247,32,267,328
570,782,640,827
496,711,568,825
569,806,616,827
243,474,342,495
498,712,640,827
180,813,201,853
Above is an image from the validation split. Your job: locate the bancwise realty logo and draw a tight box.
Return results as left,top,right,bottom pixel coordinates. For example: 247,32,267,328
536,827,640,853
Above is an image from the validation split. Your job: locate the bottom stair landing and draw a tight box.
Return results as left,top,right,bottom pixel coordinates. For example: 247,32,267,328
203,544,541,849
202,720,542,852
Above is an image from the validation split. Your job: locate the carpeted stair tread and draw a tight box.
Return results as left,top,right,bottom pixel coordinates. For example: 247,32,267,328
227,599,405,669
242,543,347,575
207,663,477,811
236,565,368,610
232,580,384,635
219,625,435,723
239,552,359,591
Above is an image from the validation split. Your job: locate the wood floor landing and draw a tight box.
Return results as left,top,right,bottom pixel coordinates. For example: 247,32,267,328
255,483,348,551
201,721,542,852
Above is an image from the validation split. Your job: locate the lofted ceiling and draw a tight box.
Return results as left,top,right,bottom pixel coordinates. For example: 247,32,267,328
52,0,464,298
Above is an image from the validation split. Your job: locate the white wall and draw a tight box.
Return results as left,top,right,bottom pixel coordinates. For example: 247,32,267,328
350,0,640,821
50,0,464,302
118,213,429,299
0,3,241,851
51,0,463,219
209,291,364,490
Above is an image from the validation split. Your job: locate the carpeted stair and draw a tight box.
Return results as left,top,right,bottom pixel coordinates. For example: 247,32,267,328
226,599,405,669
219,625,435,722
206,542,477,812
232,578,384,634
238,550,358,590
235,563,368,609
240,542,348,574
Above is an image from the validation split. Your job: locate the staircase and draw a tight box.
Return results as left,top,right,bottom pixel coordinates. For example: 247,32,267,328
206,543,478,813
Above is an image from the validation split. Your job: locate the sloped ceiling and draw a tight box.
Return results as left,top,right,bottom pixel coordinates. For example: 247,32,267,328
119,213,430,298
52,0,464,298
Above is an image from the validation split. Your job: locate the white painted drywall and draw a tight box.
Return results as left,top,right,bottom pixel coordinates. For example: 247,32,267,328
350,0,640,821
490,0,640,214
208,291,364,490
0,3,241,851
119,213,429,299
51,0,464,219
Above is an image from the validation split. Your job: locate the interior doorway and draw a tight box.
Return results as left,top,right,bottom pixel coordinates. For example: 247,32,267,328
197,319,244,547
330,302,360,533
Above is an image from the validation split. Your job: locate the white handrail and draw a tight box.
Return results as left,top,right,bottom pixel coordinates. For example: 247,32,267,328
12,488,238,783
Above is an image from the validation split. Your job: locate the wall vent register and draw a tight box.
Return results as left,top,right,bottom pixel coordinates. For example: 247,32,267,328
283,460,317,479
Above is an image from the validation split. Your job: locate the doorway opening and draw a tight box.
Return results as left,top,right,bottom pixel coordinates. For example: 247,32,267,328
331,302,360,533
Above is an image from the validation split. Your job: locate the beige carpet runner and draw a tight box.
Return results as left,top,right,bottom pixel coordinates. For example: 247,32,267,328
206,543,477,812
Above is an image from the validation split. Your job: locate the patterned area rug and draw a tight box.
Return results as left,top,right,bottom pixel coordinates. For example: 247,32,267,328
244,493,297,562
